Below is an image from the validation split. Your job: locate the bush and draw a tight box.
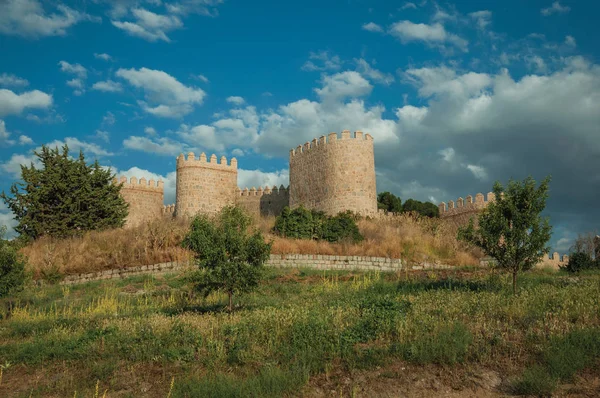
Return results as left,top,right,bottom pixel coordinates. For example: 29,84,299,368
273,206,363,243
0,226,27,297
563,251,595,273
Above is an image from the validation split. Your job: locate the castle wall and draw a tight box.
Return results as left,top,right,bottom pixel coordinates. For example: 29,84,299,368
438,192,496,220
235,185,290,217
117,176,164,227
289,130,377,216
175,152,238,217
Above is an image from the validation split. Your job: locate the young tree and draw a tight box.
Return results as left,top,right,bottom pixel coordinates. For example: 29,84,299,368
1,145,128,240
458,176,552,294
0,226,26,298
182,206,272,311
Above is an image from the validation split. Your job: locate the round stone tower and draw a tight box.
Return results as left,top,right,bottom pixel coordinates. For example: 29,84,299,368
289,130,377,216
175,152,238,217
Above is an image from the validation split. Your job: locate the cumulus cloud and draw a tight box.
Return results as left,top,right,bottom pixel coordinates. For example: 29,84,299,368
0,119,13,144
94,53,113,61
18,135,34,145
400,2,418,10
226,96,245,105
565,35,576,48
468,10,492,29
112,8,183,42
123,136,185,155
237,169,289,190
314,71,373,102
165,0,224,17
389,21,468,52
541,1,571,16
0,0,98,38
0,152,41,178
301,51,342,72
45,137,113,158
194,74,209,83
0,88,53,117
0,73,29,88
102,111,116,126
112,166,177,204
92,80,124,93
355,59,395,85
362,22,383,33
58,61,88,78
116,67,206,117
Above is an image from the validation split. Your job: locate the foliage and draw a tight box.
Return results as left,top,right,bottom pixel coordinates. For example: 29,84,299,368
0,145,128,240
563,251,595,273
182,206,271,311
458,176,552,293
0,226,26,298
402,198,440,218
377,192,402,213
273,206,363,243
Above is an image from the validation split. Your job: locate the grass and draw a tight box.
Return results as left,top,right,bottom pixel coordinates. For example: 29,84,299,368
1,267,599,397
21,213,480,279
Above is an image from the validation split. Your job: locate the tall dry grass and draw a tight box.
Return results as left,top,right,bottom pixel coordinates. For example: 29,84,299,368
22,213,480,278
21,218,193,278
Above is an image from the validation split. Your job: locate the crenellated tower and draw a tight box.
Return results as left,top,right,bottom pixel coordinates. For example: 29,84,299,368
116,176,164,227
289,130,377,216
175,152,238,217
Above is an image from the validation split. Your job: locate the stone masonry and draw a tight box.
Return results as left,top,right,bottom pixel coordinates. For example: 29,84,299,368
289,130,377,216
117,176,164,227
118,130,378,224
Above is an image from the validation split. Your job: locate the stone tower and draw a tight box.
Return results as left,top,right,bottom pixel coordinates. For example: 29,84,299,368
289,130,377,216
175,152,238,217
117,176,164,227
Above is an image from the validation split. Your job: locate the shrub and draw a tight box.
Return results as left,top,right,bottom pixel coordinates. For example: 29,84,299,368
273,206,363,243
0,226,27,297
563,251,594,273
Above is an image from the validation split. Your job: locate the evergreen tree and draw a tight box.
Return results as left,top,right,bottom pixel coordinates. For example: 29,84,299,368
377,192,403,213
458,176,552,294
0,226,26,298
1,145,128,240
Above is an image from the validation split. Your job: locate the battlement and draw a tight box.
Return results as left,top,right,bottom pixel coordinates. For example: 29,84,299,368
439,192,496,218
163,204,176,215
236,185,289,197
289,130,373,157
115,176,164,192
176,152,237,171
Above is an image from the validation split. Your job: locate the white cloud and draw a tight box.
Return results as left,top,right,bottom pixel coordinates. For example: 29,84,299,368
92,80,124,93
226,96,245,105
94,53,113,61
0,73,29,87
231,148,244,157
18,135,34,145
0,89,53,117
112,8,183,42
400,2,417,10
541,1,571,16
95,130,110,143
123,136,184,155
102,111,116,126
403,66,492,98
0,119,13,144
355,59,395,85
113,166,177,204
237,168,289,190
468,10,492,29
67,78,84,89
362,22,383,33
0,152,41,178
0,201,18,238
116,67,206,117
439,147,455,162
195,74,209,83
58,61,87,78
45,137,113,158
525,55,548,74
466,164,487,180
165,0,224,17
389,21,468,52
314,71,372,102
0,0,98,38
565,35,576,48
301,51,342,72
144,126,157,136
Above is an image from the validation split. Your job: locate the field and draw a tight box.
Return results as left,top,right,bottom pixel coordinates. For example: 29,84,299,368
1,266,599,397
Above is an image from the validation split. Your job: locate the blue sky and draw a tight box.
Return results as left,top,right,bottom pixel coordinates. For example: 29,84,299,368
1,0,599,253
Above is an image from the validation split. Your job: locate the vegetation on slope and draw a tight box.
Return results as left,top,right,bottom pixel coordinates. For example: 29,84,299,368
1,267,599,397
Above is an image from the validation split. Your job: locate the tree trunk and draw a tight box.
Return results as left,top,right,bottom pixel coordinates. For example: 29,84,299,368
512,270,517,295
228,291,233,312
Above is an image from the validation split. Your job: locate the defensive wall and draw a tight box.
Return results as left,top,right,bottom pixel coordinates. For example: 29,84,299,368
236,185,290,217
116,176,164,227
439,192,495,219
175,152,238,217
289,130,377,216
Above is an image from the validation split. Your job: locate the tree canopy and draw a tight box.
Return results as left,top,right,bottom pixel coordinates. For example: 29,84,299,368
377,192,403,213
1,145,128,240
377,192,439,218
182,206,272,311
458,176,552,293
0,226,26,298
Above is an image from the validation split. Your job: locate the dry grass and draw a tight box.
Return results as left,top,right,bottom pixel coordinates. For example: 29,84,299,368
21,213,480,278
21,218,193,278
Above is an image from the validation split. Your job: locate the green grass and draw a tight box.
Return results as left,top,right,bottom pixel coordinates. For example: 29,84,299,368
0,267,599,397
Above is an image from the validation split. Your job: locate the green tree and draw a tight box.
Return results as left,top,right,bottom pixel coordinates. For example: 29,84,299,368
377,192,402,213
402,199,440,218
182,206,272,312
1,145,128,240
458,176,552,294
0,226,26,298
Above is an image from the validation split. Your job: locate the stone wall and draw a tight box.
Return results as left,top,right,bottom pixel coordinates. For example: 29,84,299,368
480,253,569,270
175,152,238,217
289,130,377,216
117,176,164,227
235,185,290,217
439,192,495,221
60,254,452,285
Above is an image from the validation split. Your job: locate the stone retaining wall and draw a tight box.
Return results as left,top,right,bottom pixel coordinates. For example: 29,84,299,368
60,254,451,285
